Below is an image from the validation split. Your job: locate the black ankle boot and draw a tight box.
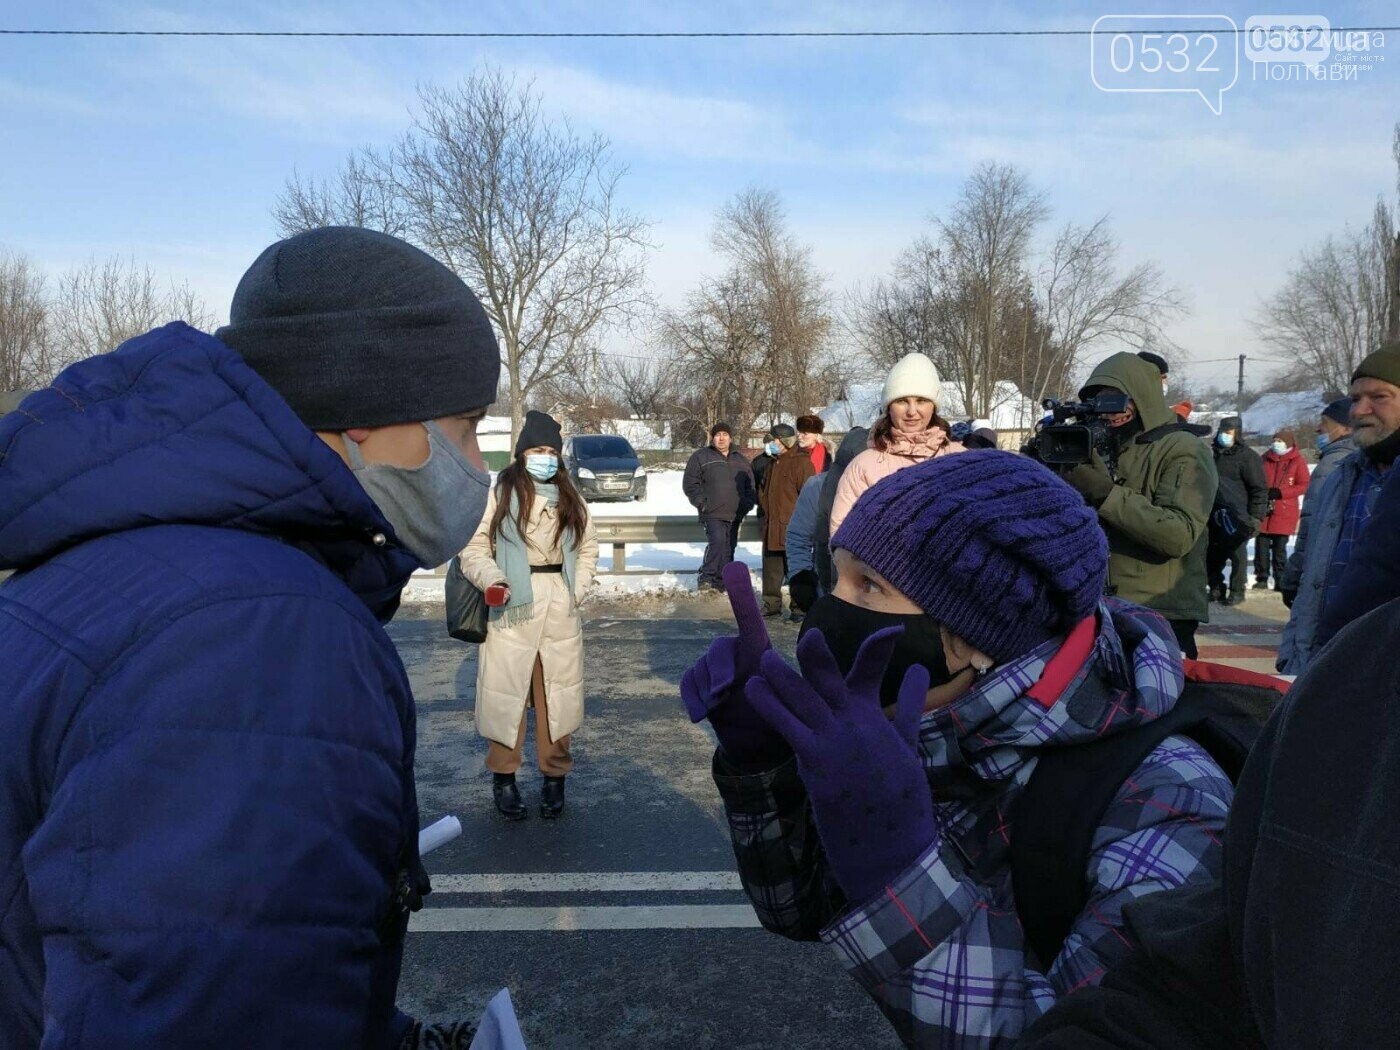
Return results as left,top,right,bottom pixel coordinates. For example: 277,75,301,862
492,773,527,821
540,776,566,819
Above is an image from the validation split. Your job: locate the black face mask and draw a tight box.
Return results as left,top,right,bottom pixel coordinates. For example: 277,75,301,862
799,594,953,709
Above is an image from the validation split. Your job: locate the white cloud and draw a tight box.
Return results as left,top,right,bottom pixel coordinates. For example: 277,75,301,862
519,62,817,165
0,78,104,118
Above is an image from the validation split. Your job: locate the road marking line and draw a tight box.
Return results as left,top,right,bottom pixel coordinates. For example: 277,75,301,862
430,871,742,894
410,904,761,932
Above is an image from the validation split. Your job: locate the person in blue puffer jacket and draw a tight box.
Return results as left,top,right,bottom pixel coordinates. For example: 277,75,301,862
0,227,500,1048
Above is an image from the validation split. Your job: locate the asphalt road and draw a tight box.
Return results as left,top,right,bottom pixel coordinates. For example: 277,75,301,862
390,596,901,1049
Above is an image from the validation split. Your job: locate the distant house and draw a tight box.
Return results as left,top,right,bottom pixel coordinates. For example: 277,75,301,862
1241,391,1330,439
603,418,672,451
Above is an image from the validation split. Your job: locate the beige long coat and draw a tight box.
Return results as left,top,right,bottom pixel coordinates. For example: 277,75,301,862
457,490,599,747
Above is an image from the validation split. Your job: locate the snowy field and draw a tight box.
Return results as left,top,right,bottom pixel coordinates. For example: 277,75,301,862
405,470,762,601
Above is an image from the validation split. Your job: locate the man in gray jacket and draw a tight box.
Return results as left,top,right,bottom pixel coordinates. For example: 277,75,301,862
1279,344,1400,674
684,422,756,591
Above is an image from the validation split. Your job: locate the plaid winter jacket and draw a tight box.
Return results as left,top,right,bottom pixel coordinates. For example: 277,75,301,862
713,600,1233,1049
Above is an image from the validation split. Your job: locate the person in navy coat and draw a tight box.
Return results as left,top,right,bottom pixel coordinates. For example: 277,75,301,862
0,228,501,1048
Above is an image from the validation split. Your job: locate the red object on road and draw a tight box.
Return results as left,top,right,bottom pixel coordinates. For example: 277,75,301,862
485,583,509,607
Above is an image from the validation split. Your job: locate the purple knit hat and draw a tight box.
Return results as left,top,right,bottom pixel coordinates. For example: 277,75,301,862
831,450,1108,662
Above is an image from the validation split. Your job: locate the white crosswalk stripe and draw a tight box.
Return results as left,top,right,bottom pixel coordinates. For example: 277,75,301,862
411,904,761,932
414,871,755,931
429,871,742,894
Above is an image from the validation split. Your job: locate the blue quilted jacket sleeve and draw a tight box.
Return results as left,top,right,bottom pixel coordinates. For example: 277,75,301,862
20,590,417,1048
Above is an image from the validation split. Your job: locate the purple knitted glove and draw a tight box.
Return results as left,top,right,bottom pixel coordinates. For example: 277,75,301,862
679,561,790,770
744,626,937,905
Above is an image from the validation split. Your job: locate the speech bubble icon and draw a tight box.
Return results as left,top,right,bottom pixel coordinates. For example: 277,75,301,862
1091,14,1240,115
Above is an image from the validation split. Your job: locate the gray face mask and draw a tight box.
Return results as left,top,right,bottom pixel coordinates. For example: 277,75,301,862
345,421,491,568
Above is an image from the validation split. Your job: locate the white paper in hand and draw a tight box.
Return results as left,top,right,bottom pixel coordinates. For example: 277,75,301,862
418,815,462,855
469,988,527,1050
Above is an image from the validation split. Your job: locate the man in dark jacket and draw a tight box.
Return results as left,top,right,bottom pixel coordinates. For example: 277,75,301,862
0,229,501,1047
757,429,815,616
1207,416,1268,605
683,422,757,591
1058,353,1216,658
1311,395,1356,491
1019,596,1400,1050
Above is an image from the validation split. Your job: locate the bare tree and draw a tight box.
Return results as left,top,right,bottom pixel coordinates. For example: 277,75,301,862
275,71,651,443
603,354,679,419
1259,120,1400,386
1388,120,1400,340
0,250,53,391
660,268,768,443
1027,217,1186,409
711,188,835,424
1256,208,1394,394
844,277,937,374
274,156,409,238
49,257,216,369
849,164,1183,424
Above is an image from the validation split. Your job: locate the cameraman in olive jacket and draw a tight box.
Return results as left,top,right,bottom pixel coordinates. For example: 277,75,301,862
1056,353,1217,658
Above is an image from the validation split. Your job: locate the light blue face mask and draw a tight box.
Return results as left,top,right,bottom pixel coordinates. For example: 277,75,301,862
346,421,491,569
1271,440,1289,455
1217,432,1235,448
766,441,781,457
525,454,559,481
1317,433,1331,450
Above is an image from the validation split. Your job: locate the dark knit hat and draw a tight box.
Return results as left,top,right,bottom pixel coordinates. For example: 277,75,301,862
1219,416,1242,433
1137,350,1169,377
796,414,825,434
1352,341,1400,387
832,450,1108,662
1322,397,1352,427
711,421,732,438
515,410,563,456
216,227,501,430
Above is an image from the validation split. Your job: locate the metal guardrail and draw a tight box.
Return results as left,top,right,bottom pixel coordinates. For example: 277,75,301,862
420,514,763,577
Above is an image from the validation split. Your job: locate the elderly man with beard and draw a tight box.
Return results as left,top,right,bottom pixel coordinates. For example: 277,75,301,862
1279,341,1400,674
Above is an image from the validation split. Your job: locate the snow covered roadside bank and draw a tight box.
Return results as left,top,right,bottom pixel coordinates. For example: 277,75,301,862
403,469,765,603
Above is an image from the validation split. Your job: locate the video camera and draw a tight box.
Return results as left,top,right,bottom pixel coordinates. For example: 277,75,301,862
1026,390,1129,468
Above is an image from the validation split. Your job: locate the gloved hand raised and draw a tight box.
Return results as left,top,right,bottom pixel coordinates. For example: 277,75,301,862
744,626,937,905
680,561,790,770
1060,452,1115,508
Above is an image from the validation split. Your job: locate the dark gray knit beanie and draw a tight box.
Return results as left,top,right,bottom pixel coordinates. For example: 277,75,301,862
216,227,501,430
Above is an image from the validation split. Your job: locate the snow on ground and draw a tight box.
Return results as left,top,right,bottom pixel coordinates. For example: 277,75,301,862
589,471,763,580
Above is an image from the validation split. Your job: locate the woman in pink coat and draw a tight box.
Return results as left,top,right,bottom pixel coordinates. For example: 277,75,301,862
829,352,964,536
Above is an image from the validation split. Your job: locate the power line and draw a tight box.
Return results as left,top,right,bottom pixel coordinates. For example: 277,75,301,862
1,26,1395,40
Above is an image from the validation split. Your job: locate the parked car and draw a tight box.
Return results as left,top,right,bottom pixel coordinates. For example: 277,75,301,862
564,434,648,502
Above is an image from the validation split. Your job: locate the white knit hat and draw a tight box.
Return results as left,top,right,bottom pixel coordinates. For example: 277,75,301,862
882,352,941,407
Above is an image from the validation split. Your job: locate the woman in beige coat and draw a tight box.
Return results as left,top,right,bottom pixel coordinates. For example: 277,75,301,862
457,411,598,820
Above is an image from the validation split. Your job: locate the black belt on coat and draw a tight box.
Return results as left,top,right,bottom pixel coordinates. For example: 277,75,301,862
530,564,564,574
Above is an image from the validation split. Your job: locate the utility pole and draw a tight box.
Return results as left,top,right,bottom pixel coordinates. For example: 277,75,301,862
1236,354,1247,415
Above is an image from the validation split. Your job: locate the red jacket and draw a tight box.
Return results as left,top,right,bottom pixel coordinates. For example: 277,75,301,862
1260,446,1310,535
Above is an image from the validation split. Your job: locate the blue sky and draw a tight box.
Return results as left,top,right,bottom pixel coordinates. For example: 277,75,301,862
2,0,1396,389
